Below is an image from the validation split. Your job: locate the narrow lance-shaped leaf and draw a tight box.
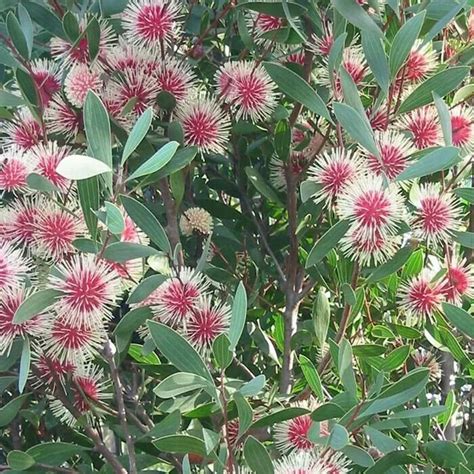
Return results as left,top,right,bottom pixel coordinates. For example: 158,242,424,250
14,289,63,324
6,12,30,59
442,303,474,339
263,62,333,123
127,141,179,182
244,437,274,474
362,30,389,93
389,11,425,79
299,355,324,400
331,0,383,39
229,282,247,351
121,108,154,164
102,242,160,262
56,155,112,180
433,93,452,146
18,337,30,394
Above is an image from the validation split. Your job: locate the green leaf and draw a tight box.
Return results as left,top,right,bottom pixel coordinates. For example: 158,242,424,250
148,321,214,383
122,108,154,164
452,84,474,106
338,338,357,396
311,403,345,421
313,287,330,346
150,146,198,182
140,410,181,440
17,4,33,57
103,242,159,262
398,67,470,114
15,69,38,106
340,68,367,121
423,1,466,45
18,337,30,394
380,345,411,372
0,394,30,427
26,173,60,194
127,141,179,182
0,376,17,392
84,92,113,191
127,275,167,305
342,446,374,467
234,392,253,438
245,167,283,206
442,303,474,339
7,12,29,59
212,334,232,369
240,374,266,397
306,220,351,267
244,436,274,474
389,12,425,78
328,424,349,450
154,372,212,398
353,344,386,357
390,406,447,419
86,17,100,62
237,1,306,17
56,154,112,180
0,90,25,107
395,146,459,181
62,11,80,41
299,355,323,401
328,33,347,82
367,246,413,282
78,177,100,238
263,62,332,123
274,120,291,161
453,231,474,249
331,0,383,39
433,93,452,146
251,408,308,430
104,201,125,234
341,283,356,306
424,441,466,469
229,282,247,351
360,368,429,417
365,451,418,473
7,451,35,471
121,195,171,253
27,443,84,466
13,289,62,324
453,187,474,203
154,435,206,457
362,31,389,92
113,306,153,353
333,103,379,156
22,1,65,39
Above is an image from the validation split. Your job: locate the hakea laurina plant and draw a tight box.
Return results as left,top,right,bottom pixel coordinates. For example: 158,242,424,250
0,0,473,473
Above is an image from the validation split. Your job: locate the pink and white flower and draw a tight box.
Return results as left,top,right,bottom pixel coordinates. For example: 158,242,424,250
450,105,474,153
270,152,308,191
176,96,230,154
442,255,474,303
363,130,416,180
403,41,437,83
0,148,37,193
156,57,195,104
185,297,230,349
410,184,462,245
308,148,365,203
64,64,102,107
273,451,325,474
397,107,441,149
0,197,40,246
49,256,120,327
45,94,83,138
0,242,30,294
122,0,181,48
30,59,62,108
2,109,43,151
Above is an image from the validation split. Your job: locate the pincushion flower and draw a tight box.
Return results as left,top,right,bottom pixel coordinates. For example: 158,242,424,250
403,41,437,83
105,69,160,125
64,64,102,107
0,197,41,246
308,148,365,203
273,451,333,474
368,108,389,131
45,95,83,138
107,38,159,75
176,96,230,154
319,451,350,474
311,29,334,57
179,207,213,236
40,316,106,363
363,130,416,180
0,289,45,355
397,107,441,149
122,0,181,48
412,349,442,380
2,109,43,151
341,228,401,266
49,256,120,327
32,349,75,388
49,364,109,425
50,16,116,68
337,174,405,240
399,271,445,320
185,297,230,349
31,142,72,193
442,255,474,303
450,105,474,152
156,57,195,104
31,59,61,107
0,148,38,193
410,184,462,245
35,203,84,260
0,242,30,294
252,12,285,42
151,268,208,326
